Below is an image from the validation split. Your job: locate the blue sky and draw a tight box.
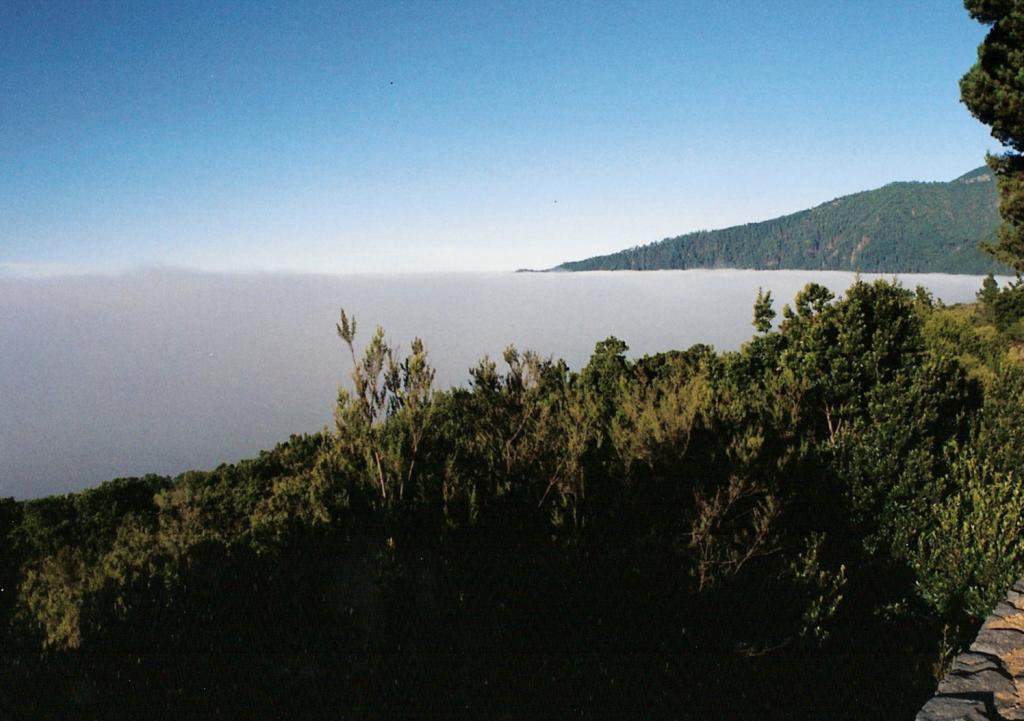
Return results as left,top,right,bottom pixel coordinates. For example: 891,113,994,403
0,0,1000,274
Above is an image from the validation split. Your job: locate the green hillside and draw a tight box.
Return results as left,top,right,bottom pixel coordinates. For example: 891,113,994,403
554,167,1008,274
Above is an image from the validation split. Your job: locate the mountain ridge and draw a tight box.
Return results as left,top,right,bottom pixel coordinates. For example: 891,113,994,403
547,168,1007,274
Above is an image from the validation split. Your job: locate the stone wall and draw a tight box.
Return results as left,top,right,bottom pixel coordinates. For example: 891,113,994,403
917,580,1024,720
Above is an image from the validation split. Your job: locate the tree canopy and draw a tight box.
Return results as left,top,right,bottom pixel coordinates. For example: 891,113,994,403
961,0,1024,272
554,170,1003,274
3,279,1024,718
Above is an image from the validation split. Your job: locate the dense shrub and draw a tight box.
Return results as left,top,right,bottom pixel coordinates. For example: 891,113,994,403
4,278,1023,719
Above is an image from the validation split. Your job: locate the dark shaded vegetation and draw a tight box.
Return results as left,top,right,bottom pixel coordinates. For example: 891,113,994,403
3,277,1024,719
554,167,1007,274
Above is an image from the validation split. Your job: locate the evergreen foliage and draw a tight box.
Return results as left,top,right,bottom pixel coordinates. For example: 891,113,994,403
3,279,1024,719
961,0,1024,271
553,169,1005,273
753,288,775,333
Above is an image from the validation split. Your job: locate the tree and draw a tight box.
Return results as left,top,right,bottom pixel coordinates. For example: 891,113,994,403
978,273,1000,307
960,0,1024,272
334,310,435,506
753,288,775,333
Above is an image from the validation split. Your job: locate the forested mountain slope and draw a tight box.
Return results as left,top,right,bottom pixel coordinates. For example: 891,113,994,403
554,167,1006,274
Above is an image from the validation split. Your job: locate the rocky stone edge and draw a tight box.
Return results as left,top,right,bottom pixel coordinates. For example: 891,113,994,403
917,580,1024,721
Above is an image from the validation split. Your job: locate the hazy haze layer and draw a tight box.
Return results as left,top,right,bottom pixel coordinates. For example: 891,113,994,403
0,270,1000,499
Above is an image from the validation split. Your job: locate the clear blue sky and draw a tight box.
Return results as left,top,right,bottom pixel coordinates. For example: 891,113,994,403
0,0,1000,274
